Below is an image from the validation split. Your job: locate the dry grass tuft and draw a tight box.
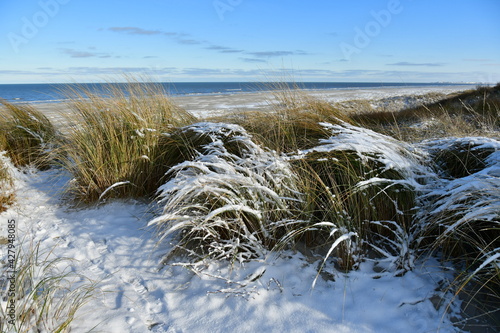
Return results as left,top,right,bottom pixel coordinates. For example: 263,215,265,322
229,84,353,153
60,79,197,202
0,99,58,169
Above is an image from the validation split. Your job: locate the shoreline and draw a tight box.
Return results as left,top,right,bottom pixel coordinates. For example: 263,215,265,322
21,85,473,125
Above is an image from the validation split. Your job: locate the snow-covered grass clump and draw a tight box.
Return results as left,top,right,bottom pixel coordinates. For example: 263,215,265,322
418,137,500,313
149,122,302,262
290,121,436,272
0,99,58,169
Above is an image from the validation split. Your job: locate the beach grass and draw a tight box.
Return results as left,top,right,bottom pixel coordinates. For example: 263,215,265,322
1,81,499,328
228,83,352,153
352,84,500,141
0,99,58,169
417,138,500,321
149,122,303,262
0,156,15,212
59,79,197,202
0,242,97,333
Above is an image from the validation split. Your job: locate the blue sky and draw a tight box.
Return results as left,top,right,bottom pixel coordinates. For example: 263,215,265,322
1,0,499,84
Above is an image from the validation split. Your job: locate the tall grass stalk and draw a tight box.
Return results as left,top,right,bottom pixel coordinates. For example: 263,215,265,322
60,79,196,202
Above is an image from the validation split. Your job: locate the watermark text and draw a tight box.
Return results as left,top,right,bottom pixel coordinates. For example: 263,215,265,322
8,0,71,53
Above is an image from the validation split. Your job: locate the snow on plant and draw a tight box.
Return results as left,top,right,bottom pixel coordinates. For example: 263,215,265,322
0,153,15,211
307,122,434,183
0,242,96,333
293,121,437,272
418,138,500,243
149,122,302,263
417,137,500,307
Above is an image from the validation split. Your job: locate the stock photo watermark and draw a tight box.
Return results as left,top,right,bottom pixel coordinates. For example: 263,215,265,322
213,0,243,21
3,218,17,326
340,0,404,61
7,0,71,53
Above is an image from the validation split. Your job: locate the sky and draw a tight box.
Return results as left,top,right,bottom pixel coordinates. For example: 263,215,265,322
1,0,499,84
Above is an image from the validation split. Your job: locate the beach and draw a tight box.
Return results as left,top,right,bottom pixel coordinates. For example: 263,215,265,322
29,85,473,126
2,83,499,333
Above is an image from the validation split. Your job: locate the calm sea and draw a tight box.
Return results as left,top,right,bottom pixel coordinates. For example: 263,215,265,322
0,82,465,103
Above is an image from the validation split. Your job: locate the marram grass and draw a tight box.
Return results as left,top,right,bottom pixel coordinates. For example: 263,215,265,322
353,84,500,141
0,99,58,169
0,155,15,212
0,242,97,333
417,138,500,315
60,80,197,202
228,84,353,153
149,122,303,263
1,80,499,327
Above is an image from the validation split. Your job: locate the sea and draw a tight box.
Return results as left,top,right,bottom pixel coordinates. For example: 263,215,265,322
0,82,471,104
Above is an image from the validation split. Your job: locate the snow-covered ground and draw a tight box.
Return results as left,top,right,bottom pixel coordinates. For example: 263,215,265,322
1,86,498,332
6,131,500,332
0,167,462,332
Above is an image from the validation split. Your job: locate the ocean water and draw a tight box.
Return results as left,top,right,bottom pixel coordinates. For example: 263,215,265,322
0,82,467,103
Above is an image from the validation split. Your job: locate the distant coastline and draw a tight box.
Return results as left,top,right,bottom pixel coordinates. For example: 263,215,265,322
0,82,476,104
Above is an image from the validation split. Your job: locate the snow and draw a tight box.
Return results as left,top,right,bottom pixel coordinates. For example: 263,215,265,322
0,156,465,333
4,110,500,332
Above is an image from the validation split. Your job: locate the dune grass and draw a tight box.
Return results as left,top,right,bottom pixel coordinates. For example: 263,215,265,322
0,99,58,169
0,242,97,333
230,83,352,153
1,80,498,328
149,84,499,326
417,138,500,323
149,122,303,263
0,155,15,212
286,122,429,272
352,84,500,141
59,79,197,202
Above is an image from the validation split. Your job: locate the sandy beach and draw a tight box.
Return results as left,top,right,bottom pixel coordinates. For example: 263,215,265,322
30,85,473,127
